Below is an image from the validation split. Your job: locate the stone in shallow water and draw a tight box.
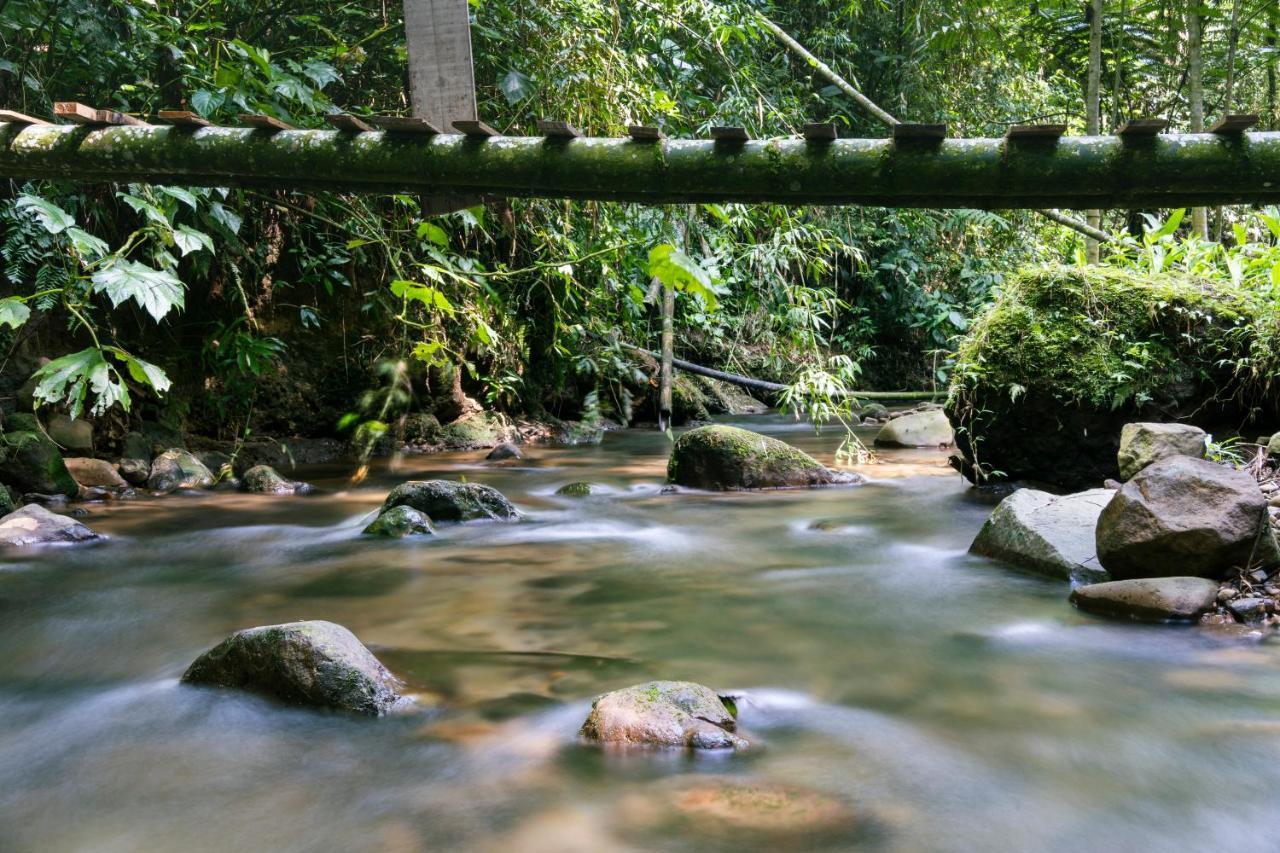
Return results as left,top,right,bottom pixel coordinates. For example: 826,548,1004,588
181,620,405,715
486,442,523,461
668,425,858,491
1117,421,1206,480
0,503,102,547
1069,577,1220,622
667,778,860,838
970,488,1111,582
363,505,435,537
1,430,78,496
242,464,312,495
580,680,747,749
146,448,215,492
556,482,596,496
382,479,519,522
63,457,127,489
874,409,954,448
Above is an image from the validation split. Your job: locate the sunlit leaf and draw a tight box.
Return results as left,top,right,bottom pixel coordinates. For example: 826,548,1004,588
16,194,75,234
92,260,185,322
0,298,31,330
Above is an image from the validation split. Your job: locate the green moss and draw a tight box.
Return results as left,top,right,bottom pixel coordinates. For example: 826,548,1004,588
949,264,1277,412
555,482,596,496
668,424,848,490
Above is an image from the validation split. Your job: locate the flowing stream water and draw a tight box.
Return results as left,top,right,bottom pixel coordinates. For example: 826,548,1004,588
3,414,1280,852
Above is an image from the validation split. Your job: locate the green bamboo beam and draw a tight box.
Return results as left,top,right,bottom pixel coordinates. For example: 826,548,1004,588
2,121,1279,208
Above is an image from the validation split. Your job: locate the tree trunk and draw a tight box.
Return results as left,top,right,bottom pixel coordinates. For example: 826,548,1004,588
1086,0,1103,263
657,283,674,432
9,123,1280,208
1269,7,1278,130
1188,2,1209,239
1225,0,1243,115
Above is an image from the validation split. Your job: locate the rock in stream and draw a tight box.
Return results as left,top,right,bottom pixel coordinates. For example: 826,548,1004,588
580,680,747,750
667,425,858,491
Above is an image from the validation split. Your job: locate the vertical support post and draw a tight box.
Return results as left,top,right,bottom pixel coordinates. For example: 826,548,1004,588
1085,0,1102,264
658,282,675,432
403,0,481,213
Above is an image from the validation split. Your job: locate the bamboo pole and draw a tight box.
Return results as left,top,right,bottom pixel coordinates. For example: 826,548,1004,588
7,123,1280,208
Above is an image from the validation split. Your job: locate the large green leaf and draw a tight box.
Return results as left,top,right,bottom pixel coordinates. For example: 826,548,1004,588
30,348,114,419
0,298,30,330
647,243,722,310
16,194,75,234
92,260,185,322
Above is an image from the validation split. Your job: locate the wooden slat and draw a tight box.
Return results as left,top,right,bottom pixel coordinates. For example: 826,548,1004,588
1006,123,1066,140
892,123,947,140
453,119,499,137
325,113,375,133
54,102,144,126
239,114,294,132
627,125,664,142
1116,119,1168,136
1210,114,1259,134
367,115,442,135
537,119,581,138
710,126,749,143
802,122,838,141
157,110,211,128
0,109,50,126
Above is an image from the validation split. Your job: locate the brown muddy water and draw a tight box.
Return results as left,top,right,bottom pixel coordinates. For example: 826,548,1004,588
3,414,1280,852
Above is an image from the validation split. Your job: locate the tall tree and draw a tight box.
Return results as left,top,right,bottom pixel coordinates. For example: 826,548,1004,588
1188,1,1209,239
1086,0,1103,264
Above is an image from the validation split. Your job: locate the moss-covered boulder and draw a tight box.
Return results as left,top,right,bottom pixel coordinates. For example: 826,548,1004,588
363,505,435,537
382,479,519,522
580,680,747,750
485,442,523,461
436,412,511,449
556,481,597,496
147,448,216,492
947,266,1280,489
181,620,405,715
668,425,857,490
242,464,312,495
0,431,79,497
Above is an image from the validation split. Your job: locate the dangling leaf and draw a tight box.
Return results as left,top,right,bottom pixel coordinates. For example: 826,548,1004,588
108,347,172,394
499,69,534,104
0,298,31,329
647,243,722,310
173,225,215,256
92,260,185,322
66,227,109,260
16,194,75,234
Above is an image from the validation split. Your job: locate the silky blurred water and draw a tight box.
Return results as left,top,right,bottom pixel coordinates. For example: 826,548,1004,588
2,414,1279,852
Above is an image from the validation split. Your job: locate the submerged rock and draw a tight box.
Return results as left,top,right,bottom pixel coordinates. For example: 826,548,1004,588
667,425,857,491
181,620,405,715
242,464,312,495
0,430,79,497
485,442,523,461
874,409,954,448
1070,577,1220,622
1096,456,1279,580
580,680,747,750
147,449,216,492
63,457,127,490
1117,422,1206,480
970,488,1111,582
0,503,101,547
656,778,860,839
556,482,596,496
382,479,519,522
363,505,435,537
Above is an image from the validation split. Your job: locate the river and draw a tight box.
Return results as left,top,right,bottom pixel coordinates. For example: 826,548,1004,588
2,414,1278,852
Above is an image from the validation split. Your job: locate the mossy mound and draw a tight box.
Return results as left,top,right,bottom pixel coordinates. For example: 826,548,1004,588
0,431,79,497
383,479,520,522
668,425,857,490
947,265,1280,489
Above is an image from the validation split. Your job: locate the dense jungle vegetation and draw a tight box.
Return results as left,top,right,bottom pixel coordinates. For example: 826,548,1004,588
2,0,1280,449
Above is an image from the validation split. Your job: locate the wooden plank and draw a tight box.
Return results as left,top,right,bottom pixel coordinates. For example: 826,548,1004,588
892,123,947,140
710,126,749,143
239,114,294,132
1210,114,1259,134
628,125,664,142
537,119,581,138
0,109,50,126
367,115,442,135
54,102,144,126
325,113,375,133
1006,123,1066,140
801,122,838,142
1116,118,1168,136
157,110,211,128
453,119,499,137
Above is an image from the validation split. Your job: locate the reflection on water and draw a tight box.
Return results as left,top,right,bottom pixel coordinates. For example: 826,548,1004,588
3,415,1280,852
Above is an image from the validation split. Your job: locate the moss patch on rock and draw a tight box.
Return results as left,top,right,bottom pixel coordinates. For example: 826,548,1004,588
947,265,1280,488
668,424,858,490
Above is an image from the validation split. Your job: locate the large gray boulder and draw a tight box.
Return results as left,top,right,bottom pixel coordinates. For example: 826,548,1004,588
1069,577,1220,622
668,425,858,491
382,479,519,521
181,620,405,715
0,430,79,497
970,488,1111,582
874,409,954,448
1117,422,1206,480
363,505,435,537
0,504,102,547
242,464,312,496
63,457,127,490
146,448,215,492
1096,456,1279,580
580,680,747,750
